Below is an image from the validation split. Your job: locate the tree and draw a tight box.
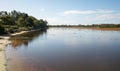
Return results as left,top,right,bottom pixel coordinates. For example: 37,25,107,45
0,10,48,35
39,19,48,28
17,17,26,27
0,25,5,35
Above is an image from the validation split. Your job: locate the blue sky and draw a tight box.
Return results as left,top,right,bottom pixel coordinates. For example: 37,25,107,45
0,0,120,25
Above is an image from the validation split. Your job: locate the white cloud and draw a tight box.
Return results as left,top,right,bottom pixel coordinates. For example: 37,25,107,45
84,13,120,24
87,13,120,21
64,10,95,15
95,13,120,20
46,9,120,25
46,17,77,25
63,9,114,15
46,17,58,25
40,9,45,12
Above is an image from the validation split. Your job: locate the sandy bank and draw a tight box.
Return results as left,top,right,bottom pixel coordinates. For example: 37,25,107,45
0,37,9,71
10,31,28,36
0,29,41,71
10,29,41,36
0,31,28,71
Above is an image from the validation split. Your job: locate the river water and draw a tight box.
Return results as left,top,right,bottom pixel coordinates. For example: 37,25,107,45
6,28,120,71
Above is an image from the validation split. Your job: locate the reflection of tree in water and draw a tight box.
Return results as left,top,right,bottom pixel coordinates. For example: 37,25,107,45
9,29,47,48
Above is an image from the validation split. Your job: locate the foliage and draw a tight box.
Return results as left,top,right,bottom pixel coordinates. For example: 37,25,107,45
0,25,5,35
84,24,120,28
49,24,120,28
0,10,48,34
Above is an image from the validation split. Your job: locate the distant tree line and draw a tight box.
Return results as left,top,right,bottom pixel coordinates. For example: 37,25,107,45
0,10,48,35
49,24,120,28
78,24,120,28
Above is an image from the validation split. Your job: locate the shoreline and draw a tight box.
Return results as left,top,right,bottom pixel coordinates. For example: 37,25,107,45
78,27,120,30
0,32,27,71
0,29,40,71
50,26,120,30
0,27,120,71
0,37,9,71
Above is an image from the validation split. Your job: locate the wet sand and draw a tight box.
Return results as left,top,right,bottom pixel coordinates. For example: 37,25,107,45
0,31,28,71
0,37,9,71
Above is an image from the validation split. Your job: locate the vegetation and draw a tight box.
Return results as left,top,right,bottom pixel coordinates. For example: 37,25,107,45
0,25,6,35
80,24,120,28
0,10,48,35
49,24,120,28
0,10,120,35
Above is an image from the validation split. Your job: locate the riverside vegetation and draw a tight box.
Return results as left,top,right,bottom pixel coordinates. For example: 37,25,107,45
0,10,48,35
49,24,120,28
0,10,120,35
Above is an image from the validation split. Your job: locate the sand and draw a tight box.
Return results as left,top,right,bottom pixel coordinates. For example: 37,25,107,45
0,29,41,71
0,31,28,71
10,31,28,36
0,37,9,71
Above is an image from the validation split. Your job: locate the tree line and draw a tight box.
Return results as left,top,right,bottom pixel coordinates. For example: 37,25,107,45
78,24,120,28
0,10,48,35
49,24,120,28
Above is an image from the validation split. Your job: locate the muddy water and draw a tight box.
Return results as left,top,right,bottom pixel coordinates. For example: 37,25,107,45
6,28,120,71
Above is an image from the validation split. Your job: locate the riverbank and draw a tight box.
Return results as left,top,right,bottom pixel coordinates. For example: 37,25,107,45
0,30,35,71
78,27,120,30
0,37,9,71
50,26,120,30
0,27,120,71
0,28,44,71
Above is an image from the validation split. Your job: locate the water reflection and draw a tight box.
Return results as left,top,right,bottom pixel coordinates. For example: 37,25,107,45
6,28,120,71
9,29,47,48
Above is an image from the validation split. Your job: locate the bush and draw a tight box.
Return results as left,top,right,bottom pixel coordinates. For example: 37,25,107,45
19,27,28,31
0,25,5,35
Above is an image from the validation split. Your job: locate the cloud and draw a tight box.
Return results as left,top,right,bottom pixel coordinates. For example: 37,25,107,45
46,9,119,25
46,17,77,25
95,13,120,20
40,9,45,12
84,12,120,24
63,9,114,15
46,17,58,24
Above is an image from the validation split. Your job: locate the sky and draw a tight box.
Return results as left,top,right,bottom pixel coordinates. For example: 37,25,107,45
0,0,120,25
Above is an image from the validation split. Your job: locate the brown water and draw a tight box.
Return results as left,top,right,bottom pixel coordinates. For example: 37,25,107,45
6,28,120,71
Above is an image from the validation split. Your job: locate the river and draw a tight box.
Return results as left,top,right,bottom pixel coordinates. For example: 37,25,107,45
6,27,120,71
